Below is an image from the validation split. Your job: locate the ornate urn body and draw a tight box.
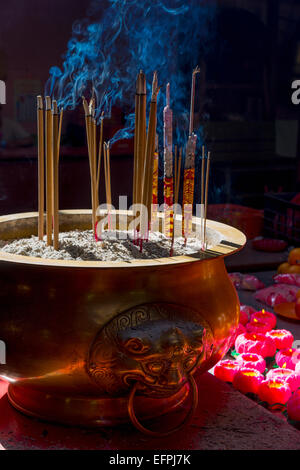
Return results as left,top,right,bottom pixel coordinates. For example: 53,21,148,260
0,210,245,433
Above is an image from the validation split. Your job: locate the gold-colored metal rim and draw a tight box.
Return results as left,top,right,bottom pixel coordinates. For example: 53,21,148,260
127,375,198,437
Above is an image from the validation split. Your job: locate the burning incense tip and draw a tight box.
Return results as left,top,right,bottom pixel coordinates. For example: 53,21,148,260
37,95,43,109
136,71,146,95
45,96,51,111
193,65,201,76
166,83,170,107
82,97,89,116
52,100,58,114
151,71,159,101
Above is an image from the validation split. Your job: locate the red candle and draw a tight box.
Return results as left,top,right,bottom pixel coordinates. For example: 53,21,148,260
266,329,294,350
214,360,240,383
246,318,272,334
233,367,264,394
230,323,246,348
258,378,292,406
250,309,277,329
236,353,266,374
266,368,300,392
276,348,300,371
239,305,255,325
235,332,276,358
287,390,300,421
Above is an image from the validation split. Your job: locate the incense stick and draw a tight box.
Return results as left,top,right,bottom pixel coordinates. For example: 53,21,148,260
151,133,159,227
136,71,147,208
37,96,44,241
96,112,104,210
189,66,200,136
57,108,63,155
163,82,174,238
83,96,96,232
52,100,59,250
104,142,112,208
203,151,211,249
45,96,53,246
201,145,205,247
182,67,200,241
142,71,159,238
170,146,182,256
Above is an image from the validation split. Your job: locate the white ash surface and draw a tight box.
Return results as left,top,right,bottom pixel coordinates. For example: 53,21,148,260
0,228,222,261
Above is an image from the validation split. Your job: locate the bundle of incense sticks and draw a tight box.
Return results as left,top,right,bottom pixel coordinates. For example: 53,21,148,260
141,71,160,240
163,82,174,239
82,96,104,234
37,96,63,249
182,67,200,242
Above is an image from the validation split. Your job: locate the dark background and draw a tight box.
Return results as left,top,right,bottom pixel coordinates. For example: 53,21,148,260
0,0,299,232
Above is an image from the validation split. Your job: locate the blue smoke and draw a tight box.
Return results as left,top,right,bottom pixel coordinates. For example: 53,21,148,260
46,0,216,147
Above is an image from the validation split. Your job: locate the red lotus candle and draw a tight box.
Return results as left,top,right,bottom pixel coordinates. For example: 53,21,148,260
266,329,294,350
258,378,292,406
266,368,300,392
250,309,277,329
235,332,276,358
233,367,264,394
236,353,266,374
287,390,300,421
230,323,246,348
276,348,300,371
239,305,255,326
214,360,240,383
246,318,272,334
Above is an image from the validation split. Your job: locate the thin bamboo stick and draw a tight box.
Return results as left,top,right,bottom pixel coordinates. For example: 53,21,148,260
96,112,104,210
203,151,211,249
45,96,53,246
37,96,44,241
201,145,205,246
142,71,159,237
103,142,112,207
163,82,174,238
170,146,182,255
133,82,139,205
52,101,59,250
189,66,200,136
136,71,147,208
83,97,95,231
57,108,63,155
91,116,97,228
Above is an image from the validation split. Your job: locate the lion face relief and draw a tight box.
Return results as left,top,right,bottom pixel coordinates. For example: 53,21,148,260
87,303,214,397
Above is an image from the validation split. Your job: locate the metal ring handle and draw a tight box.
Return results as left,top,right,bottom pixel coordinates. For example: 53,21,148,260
127,375,198,437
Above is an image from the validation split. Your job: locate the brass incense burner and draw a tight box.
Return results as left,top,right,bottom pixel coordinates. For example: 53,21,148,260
0,210,245,435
